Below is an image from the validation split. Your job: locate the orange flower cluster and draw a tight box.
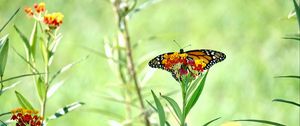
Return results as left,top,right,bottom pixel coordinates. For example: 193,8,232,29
162,52,205,79
11,108,43,126
43,12,64,28
34,2,46,13
162,52,188,69
24,2,64,29
24,2,45,16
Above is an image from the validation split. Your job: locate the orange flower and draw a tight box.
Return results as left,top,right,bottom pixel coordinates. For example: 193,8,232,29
161,52,205,81
10,108,43,126
43,12,64,28
24,7,34,16
34,2,46,13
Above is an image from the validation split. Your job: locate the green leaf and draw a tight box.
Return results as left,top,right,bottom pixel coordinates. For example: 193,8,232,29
0,8,20,33
49,56,88,84
234,119,286,126
146,100,158,111
273,99,300,107
203,117,221,126
48,34,62,65
186,74,202,97
0,73,41,84
274,75,300,79
15,91,34,110
40,38,49,65
47,102,85,120
13,25,30,57
0,35,9,76
292,0,300,28
0,120,8,126
185,71,208,116
151,90,165,126
36,77,46,102
29,21,38,59
12,47,40,73
283,36,300,41
161,95,182,121
47,80,64,98
1,81,20,94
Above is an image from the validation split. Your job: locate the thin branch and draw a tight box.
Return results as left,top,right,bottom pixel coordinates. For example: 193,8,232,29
110,0,150,125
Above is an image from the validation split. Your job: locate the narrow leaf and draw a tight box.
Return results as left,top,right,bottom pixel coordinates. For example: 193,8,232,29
273,99,300,107
1,81,20,94
47,102,85,120
13,25,30,56
0,120,7,126
283,36,300,41
47,80,64,98
151,90,165,126
186,74,202,97
234,119,286,126
48,34,62,65
292,0,300,28
15,91,34,110
0,8,20,33
203,117,221,126
146,100,158,111
49,56,88,84
161,95,182,120
29,21,38,58
40,38,48,65
0,73,41,84
274,75,300,79
0,35,9,76
36,77,46,102
12,47,39,73
185,72,208,116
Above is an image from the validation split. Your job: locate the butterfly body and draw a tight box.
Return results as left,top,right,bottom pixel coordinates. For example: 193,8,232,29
148,49,226,81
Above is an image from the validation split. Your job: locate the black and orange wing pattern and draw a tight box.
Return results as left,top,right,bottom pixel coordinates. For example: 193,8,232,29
184,49,226,70
148,49,226,80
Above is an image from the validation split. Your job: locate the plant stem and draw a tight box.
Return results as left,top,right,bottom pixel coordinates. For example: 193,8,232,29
0,75,3,94
41,32,51,122
181,83,187,126
110,1,150,126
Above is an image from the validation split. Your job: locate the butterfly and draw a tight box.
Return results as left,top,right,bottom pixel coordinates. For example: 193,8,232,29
148,49,226,81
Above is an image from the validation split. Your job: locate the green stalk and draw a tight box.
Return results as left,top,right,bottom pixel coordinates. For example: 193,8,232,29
0,75,3,94
41,30,52,122
180,82,187,126
110,1,150,125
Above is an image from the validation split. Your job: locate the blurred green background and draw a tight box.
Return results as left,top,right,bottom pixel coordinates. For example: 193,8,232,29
0,0,299,125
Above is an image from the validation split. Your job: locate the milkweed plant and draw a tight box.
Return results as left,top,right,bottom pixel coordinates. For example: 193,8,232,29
0,2,85,126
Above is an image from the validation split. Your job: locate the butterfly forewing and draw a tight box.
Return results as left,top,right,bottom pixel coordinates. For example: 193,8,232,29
185,49,226,70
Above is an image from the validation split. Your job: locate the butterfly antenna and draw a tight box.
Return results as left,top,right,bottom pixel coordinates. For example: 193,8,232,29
173,40,182,49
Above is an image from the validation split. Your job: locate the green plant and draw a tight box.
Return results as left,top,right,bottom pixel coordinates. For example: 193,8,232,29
0,2,85,126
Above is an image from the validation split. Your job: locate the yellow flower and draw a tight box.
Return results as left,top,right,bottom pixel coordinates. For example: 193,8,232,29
34,2,46,13
194,59,206,67
43,12,64,28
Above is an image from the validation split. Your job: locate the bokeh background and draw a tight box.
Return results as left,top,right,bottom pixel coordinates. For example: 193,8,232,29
0,0,299,125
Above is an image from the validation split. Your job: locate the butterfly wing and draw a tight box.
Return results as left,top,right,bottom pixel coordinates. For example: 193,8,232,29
148,49,226,81
148,52,179,80
185,49,226,70
148,52,173,70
